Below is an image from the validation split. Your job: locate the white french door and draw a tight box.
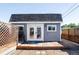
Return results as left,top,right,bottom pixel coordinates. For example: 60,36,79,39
27,24,44,41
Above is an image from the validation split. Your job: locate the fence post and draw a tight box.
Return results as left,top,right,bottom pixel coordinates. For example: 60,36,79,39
74,28,75,42
68,29,69,40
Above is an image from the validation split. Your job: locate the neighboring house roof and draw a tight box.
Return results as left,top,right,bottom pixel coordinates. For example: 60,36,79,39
9,14,63,22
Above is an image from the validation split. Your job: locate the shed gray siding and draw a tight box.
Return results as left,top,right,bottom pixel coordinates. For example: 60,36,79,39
44,23,61,41
11,23,61,42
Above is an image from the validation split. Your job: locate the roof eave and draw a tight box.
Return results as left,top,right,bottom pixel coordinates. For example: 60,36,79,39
9,21,62,23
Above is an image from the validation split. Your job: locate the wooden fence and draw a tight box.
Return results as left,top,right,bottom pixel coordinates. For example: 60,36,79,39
62,28,79,44
0,22,18,46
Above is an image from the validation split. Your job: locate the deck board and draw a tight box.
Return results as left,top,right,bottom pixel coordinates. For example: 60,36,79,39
16,42,64,50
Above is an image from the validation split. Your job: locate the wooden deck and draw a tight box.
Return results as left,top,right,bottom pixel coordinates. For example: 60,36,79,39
15,39,79,55
16,42,64,50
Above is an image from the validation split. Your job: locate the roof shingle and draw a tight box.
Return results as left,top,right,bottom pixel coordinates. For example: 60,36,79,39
9,14,63,22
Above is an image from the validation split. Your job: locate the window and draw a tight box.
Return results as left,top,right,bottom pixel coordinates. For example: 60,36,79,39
19,27,23,30
47,25,57,32
37,27,41,39
30,27,34,38
19,26,24,35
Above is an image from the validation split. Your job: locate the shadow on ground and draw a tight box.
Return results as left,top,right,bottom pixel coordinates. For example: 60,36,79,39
60,39,79,55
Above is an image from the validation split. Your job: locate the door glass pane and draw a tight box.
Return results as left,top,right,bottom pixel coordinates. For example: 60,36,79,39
37,27,41,39
30,27,34,39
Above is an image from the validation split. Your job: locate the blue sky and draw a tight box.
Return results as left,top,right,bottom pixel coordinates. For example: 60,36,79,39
0,3,79,25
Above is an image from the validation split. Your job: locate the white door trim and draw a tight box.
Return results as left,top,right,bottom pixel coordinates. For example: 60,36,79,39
27,23,44,41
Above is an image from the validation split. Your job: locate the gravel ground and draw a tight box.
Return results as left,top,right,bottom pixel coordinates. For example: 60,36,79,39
0,42,16,54
14,39,79,55
60,39,79,55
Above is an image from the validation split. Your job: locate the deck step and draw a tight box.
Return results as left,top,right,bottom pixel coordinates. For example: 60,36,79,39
16,42,64,50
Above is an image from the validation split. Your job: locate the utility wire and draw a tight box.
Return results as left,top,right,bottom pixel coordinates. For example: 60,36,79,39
63,4,79,18
63,3,77,16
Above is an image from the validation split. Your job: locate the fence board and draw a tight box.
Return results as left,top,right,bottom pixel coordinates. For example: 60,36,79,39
62,28,79,44
0,22,18,46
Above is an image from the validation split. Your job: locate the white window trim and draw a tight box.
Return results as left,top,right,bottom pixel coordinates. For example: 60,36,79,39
47,25,57,32
16,25,24,27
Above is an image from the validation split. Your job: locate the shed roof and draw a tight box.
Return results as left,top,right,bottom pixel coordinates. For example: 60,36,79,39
9,14,63,22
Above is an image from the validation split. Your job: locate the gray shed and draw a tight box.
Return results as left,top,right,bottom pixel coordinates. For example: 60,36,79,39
9,14,63,43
